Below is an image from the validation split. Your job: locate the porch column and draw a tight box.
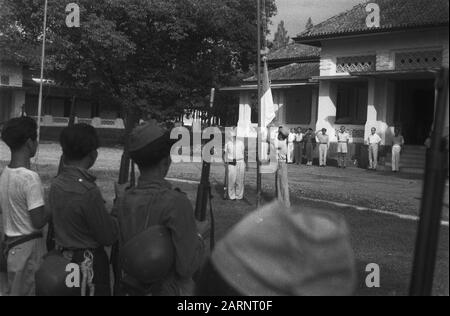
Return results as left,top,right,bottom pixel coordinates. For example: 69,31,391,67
310,87,319,129
365,78,390,145
237,91,252,137
316,80,337,138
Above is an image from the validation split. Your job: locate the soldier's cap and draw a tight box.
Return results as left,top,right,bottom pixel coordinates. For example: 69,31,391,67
279,126,290,137
128,120,169,152
211,201,356,296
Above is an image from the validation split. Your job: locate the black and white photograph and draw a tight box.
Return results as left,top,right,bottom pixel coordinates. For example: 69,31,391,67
0,0,448,301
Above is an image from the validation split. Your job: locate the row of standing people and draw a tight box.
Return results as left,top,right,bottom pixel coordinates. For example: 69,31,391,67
284,126,406,172
280,126,349,168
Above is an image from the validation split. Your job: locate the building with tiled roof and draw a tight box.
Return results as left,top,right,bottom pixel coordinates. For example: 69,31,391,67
267,43,320,68
295,0,449,46
223,0,448,171
291,0,449,171
244,62,319,83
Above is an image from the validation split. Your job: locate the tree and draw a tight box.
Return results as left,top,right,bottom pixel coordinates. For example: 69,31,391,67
272,20,289,50
0,0,277,122
305,17,314,31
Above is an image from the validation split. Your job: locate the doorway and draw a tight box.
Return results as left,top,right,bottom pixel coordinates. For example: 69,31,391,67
394,79,435,145
0,90,13,125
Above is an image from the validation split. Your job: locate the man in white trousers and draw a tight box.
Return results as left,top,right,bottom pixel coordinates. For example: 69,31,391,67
287,129,296,163
316,128,330,167
367,127,382,170
224,129,246,200
391,129,405,172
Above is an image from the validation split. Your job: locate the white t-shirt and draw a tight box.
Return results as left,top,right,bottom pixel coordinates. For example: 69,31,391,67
224,139,245,162
0,167,45,237
368,134,382,144
288,133,296,143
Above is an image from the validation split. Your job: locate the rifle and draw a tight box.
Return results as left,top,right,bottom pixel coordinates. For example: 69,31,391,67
57,96,77,175
194,88,216,250
410,68,449,296
46,96,76,252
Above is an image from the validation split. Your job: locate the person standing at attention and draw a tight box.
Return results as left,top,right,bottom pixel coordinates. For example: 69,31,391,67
337,126,350,169
224,128,246,201
294,127,304,165
367,127,382,171
316,128,330,167
0,117,49,296
304,128,316,166
287,129,296,164
391,128,405,173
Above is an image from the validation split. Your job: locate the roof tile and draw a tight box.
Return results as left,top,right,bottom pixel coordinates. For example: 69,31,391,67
296,0,449,40
244,62,320,82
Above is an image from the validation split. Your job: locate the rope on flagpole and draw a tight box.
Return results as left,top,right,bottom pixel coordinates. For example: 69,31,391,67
34,0,48,169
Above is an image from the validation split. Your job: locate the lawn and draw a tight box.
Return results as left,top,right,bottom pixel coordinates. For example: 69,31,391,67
0,142,449,296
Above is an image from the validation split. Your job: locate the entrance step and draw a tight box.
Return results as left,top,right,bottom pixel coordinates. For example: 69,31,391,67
385,145,427,171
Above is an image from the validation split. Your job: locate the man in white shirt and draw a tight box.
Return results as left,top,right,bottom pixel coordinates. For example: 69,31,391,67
367,127,382,170
287,129,296,163
337,126,350,169
275,126,291,208
316,129,330,167
224,128,246,200
0,117,50,296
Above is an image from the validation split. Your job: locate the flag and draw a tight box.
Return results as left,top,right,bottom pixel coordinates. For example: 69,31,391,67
260,59,276,127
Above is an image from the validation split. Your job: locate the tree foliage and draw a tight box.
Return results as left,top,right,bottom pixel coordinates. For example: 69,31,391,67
305,17,314,31
272,20,289,50
0,0,277,121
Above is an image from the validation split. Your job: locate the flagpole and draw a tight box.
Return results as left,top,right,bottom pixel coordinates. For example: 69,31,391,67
256,0,262,208
36,0,48,147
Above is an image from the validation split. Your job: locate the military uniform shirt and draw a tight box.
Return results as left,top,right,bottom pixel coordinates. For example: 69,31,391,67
49,166,118,250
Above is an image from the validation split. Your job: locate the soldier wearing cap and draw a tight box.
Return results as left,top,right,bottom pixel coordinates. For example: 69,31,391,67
115,120,207,296
49,123,118,296
275,126,291,208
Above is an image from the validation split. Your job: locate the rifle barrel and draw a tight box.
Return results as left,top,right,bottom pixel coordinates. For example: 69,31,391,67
410,68,449,296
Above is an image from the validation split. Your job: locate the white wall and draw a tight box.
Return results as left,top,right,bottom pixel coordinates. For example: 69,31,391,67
317,27,449,144
320,28,449,77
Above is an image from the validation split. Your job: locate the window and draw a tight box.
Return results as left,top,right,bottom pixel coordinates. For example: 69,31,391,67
0,75,10,85
336,82,368,124
285,87,312,125
336,56,376,73
395,50,443,70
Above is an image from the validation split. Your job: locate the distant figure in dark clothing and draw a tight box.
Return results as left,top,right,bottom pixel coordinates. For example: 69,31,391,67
304,128,316,166
294,127,304,165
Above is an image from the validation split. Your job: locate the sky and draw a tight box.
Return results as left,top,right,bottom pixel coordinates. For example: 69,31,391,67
269,0,364,39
